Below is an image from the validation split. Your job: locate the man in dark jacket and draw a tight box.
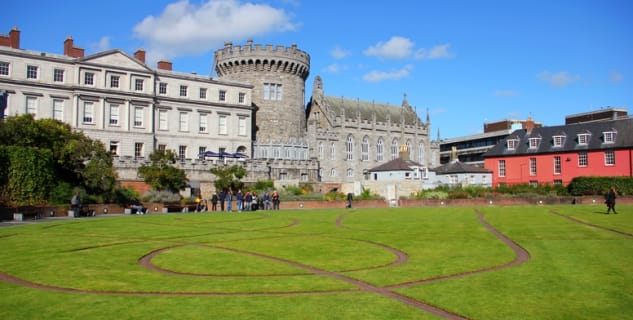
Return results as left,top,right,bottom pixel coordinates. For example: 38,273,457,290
605,187,617,214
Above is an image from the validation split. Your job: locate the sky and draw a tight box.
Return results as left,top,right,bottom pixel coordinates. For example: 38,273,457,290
3,0,632,139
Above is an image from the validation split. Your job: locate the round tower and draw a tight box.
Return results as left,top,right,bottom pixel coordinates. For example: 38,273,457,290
214,40,310,146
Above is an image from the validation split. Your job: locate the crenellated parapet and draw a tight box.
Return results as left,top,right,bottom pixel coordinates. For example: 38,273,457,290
214,40,310,80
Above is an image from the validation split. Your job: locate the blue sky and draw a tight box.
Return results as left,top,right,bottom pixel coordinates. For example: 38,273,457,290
3,0,632,139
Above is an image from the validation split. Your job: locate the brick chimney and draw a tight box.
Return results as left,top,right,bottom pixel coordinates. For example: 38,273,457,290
134,49,146,64
525,117,535,133
63,36,85,58
0,27,20,49
157,60,172,71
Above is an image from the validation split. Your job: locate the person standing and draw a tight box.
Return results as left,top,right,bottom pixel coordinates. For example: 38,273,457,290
346,192,353,209
226,190,233,212
70,191,81,217
245,191,252,211
218,190,226,212
605,187,617,214
211,192,218,211
236,190,244,212
272,190,280,210
263,192,271,210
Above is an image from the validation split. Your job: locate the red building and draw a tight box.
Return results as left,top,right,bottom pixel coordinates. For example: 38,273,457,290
483,118,633,187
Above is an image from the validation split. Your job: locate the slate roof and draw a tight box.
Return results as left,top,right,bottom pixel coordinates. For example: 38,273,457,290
322,96,421,125
432,160,492,174
368,158,423,172
483,118,633,157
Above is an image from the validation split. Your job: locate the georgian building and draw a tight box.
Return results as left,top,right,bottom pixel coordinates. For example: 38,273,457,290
483,117,633,187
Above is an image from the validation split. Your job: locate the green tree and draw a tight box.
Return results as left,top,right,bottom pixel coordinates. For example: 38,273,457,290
138,149,188,193
0,146,55,206
210,165,247,192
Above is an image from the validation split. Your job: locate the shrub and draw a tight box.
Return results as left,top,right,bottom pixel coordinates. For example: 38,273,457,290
141,190,182,203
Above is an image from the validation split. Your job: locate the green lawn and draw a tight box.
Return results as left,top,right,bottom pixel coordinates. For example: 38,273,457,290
0,205,631,319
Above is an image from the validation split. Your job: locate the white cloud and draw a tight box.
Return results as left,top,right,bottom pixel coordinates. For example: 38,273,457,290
324,63,348,73
415,44,454,60
609,71,623,83
495,89,518,97
133,0,296,63
537,71,580,87
363,64,414,82
363,36,414,59
330,46,351,59
90,36,111,52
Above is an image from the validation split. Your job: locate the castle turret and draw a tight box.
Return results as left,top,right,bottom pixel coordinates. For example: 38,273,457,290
213,41,310,146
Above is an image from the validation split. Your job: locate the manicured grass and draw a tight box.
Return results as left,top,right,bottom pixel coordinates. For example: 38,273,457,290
0,205,631,319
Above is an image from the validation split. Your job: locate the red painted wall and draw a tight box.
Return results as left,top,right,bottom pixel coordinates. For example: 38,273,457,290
485,149,633,186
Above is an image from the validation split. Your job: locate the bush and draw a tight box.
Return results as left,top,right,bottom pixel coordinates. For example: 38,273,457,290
568,176,633,196
141,190,181,203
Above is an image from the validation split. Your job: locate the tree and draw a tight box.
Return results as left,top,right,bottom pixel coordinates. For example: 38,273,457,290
138,149,188,193
210,165,247,192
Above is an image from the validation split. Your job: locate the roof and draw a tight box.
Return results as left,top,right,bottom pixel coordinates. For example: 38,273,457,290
322,96,421,125
483,117,633,157
368,158,423,172
432,160,492,174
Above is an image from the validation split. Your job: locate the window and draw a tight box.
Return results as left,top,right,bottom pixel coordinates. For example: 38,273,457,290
53,69,64,82
82,101,94,123
263,83,282,100
330,168,336,177
391,139,398,160
449,175,458,184
109,141,119,156
553,135,565,147
159,82,167,95
507,138,519,150
27,65,38,79
199,88,207,99
301,173,308,182
26,96,38,116
279,172,287,181
318,141,324,160
605,150,615,166
109,104,119,125
318,168,323,178
179,85,187,97
603,131,616,144
219,90,226,101
133,107,144,127
554,179,563,185
330,142,336,160
110,75,120,88
134,79,144,91
418,142,425,164
179,112,189,131
238,117,247,136
530,180,538,187
134,143,143,159
498,160,506,177
376,138,384,161
528,137,541,149
84,72,94,86
52,99,64,121
578,151,588,167
198,146,206,156
0,62,9,76
346,136,354,161
347,168,353,177
199,114,208,133
406,140,412,159
361,136,369,161
578,133,591,145
218,115,228,135
158,144,166,152
178,145,187,161
158,110,168,130
554,156,561,174
529,158,537,176
238,92,246,104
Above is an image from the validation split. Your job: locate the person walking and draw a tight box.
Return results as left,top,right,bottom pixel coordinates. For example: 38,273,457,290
605,187,617,214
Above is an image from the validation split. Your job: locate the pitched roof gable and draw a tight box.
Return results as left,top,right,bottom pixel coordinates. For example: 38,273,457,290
368,158,423,172
432,160,492,174
79,50,152,72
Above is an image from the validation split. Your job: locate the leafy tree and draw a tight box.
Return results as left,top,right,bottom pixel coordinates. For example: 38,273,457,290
138,150,188,193
210,165,247,192
0,146,55,206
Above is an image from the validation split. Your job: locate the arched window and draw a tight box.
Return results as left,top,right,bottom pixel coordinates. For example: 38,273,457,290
346,135,354,161
330,142,336,160
376,138,384,161
406,140,412,159
347,168,354,177
361,136,369,161
391,138,399,160
318,141,324,160
330,168,337,177
418,141,425,164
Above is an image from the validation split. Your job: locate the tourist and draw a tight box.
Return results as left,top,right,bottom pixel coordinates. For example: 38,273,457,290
605,187,617,214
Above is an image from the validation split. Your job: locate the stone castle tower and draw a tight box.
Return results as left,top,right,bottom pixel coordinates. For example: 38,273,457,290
214,40,310,152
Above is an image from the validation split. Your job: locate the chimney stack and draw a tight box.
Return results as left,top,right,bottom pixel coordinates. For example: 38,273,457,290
134,49,146,64
525,117,535,133
0,27,20,49
63,36,85,58
157,60,172,71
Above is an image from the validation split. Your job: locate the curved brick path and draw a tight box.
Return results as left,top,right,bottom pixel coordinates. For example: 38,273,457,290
0,209,531,319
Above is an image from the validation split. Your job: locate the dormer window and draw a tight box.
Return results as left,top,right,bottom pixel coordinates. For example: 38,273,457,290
507,138,519,150
577,132,591,145
552,134,566,147
603,130,617,144
528,136,541,149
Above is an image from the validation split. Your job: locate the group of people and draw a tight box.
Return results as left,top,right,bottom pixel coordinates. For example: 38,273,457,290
208,190,280,212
